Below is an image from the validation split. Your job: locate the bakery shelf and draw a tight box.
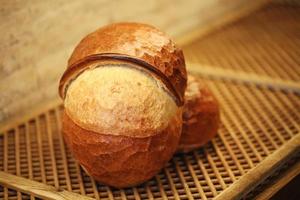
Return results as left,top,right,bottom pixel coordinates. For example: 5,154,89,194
0,3,299,200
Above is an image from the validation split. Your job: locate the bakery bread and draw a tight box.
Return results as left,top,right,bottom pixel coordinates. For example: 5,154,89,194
178,75,219,152
59,22,187,188
178,75,220,152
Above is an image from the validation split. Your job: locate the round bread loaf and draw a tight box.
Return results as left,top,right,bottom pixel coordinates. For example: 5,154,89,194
59,22,187,188
178,75,220,152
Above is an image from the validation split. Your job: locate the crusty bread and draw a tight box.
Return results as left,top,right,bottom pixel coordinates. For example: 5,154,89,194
59,22,187,187
59,22,187,106
62,109,182,188
178,75,220,152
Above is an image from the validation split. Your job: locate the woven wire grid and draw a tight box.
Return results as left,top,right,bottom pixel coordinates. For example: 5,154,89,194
0,78,299,200
1,3,300,200
183,4,300,82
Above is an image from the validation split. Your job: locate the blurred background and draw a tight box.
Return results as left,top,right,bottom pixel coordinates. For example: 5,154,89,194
0,0,299,123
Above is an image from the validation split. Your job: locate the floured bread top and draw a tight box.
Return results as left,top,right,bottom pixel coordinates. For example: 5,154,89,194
185,75,215,103
185,75,201,100
64,64,179,138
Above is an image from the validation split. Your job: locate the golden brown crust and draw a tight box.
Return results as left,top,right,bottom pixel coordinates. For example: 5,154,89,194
59,22,187,187
178,75,220,152
59,22,187,106
62,110,182,188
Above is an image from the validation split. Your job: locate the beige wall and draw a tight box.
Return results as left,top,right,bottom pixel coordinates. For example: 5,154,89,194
0,0,268,122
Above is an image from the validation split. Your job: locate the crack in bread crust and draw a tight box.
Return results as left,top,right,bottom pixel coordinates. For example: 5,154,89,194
61,22,187,107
